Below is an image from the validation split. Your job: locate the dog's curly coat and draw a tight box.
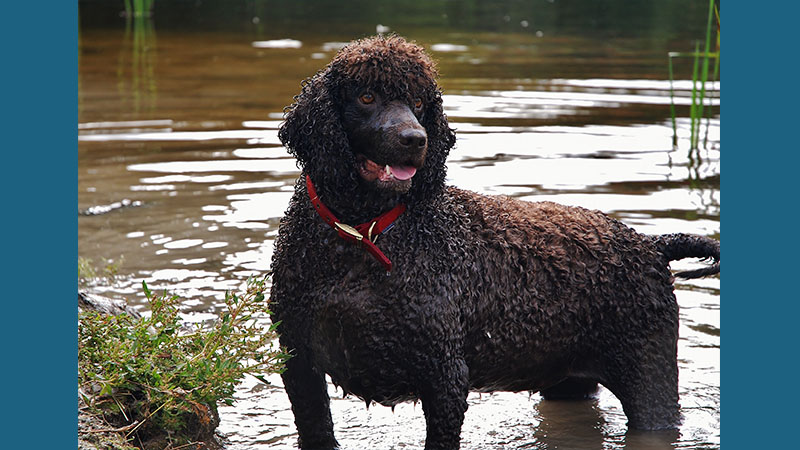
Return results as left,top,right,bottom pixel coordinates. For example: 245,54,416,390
270,35,720,450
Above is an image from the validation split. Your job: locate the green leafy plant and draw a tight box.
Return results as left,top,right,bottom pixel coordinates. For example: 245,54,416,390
78,276,289,449
668,0,720,150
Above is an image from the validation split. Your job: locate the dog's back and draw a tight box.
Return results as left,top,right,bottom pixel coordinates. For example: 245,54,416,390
443,188,679,396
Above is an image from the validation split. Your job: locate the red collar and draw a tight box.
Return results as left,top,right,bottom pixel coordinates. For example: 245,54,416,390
305,174,407,271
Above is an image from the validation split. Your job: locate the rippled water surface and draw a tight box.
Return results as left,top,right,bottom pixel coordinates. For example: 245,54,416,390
79,2,719,448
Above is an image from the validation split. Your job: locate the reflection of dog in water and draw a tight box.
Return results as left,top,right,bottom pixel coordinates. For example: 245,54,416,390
534,393,679,450
269,35,720,449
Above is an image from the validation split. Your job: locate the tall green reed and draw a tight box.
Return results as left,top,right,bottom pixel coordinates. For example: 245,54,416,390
669,0,719,150
124,0,155,18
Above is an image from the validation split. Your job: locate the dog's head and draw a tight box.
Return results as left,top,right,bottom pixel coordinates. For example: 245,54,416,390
279,35,456,208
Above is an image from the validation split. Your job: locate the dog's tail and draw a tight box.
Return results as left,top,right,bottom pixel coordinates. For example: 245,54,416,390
655,233,720,279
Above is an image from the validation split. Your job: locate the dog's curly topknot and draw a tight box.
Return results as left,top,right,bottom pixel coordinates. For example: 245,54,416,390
278,35,456,222
327,35,439,99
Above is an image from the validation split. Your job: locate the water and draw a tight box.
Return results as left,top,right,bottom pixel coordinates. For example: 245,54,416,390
78,1,719,448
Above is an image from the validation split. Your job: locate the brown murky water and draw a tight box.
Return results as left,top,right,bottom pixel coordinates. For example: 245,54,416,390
79,2,719,449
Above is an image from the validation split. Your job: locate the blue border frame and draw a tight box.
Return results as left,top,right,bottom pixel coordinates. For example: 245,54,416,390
725,2,796,449
3,2,77,447
4,1,789,448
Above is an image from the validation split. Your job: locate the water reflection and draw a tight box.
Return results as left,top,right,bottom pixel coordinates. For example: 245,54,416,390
119,11,157,113
532,398,608,449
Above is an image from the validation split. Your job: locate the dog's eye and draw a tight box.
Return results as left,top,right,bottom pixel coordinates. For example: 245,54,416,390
359,93,375,104
414,98,423,109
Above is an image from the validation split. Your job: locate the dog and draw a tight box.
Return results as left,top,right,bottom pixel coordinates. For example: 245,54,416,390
268,35,720,450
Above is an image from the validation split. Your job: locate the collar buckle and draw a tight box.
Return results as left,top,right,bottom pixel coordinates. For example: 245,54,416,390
334,222,364,241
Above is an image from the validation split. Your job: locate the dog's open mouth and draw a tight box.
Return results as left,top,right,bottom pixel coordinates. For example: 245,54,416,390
357,155,418,184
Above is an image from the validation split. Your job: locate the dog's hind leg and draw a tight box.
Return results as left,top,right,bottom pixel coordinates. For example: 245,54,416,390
280,352,340,450
419,358,470,450
600,336,681,430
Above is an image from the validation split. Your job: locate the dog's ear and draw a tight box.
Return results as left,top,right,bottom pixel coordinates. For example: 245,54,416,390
423,90,456,154
278,72,351,173
409,88,455,196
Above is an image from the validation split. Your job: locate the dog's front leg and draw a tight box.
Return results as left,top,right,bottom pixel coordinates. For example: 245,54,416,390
281,351,339,450
419,357,470,450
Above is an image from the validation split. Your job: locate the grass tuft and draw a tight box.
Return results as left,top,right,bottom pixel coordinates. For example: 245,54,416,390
79,255,125,283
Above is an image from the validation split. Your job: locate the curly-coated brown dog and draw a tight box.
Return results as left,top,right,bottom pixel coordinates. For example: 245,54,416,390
269,35,720,450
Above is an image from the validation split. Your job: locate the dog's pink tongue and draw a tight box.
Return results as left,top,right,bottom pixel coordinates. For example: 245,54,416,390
390,165,417,181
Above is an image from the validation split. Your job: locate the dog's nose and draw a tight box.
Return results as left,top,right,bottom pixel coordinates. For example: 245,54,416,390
399,128,427,149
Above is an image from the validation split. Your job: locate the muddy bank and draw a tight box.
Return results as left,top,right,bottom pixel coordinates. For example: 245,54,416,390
78,393,137,450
